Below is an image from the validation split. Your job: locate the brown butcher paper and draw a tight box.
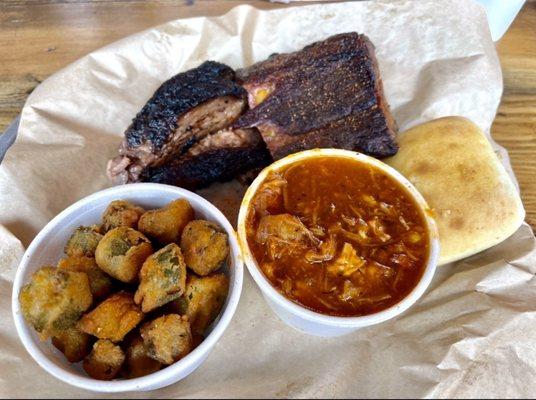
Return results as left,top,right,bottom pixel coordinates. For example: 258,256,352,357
1,0,535,398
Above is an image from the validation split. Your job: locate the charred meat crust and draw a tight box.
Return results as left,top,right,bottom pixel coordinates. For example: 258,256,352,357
140,129,272,190
234,32,398,159
125,61,247,151
108,33,399,190
110,96,247,184
108,61,249,185
256,114,399,160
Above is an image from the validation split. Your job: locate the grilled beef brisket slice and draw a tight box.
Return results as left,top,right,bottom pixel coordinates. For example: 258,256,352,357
234,32,398,159
125,61,246,151
140,128,271,190
107,61,248,184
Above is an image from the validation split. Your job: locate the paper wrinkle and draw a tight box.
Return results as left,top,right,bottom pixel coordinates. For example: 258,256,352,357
0,225,24,282
432,312,536,398
0,1,535,397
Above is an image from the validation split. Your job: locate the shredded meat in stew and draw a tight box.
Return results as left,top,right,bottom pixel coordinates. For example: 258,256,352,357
246,156,429,317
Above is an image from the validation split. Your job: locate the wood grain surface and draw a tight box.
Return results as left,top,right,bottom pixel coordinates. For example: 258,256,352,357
1,0,535,229
492,1,536,229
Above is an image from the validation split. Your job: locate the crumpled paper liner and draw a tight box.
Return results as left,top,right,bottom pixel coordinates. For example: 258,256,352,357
1,0,534,397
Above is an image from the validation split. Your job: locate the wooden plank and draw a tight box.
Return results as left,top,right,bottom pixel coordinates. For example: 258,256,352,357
0,0,290,129
492,1,536,229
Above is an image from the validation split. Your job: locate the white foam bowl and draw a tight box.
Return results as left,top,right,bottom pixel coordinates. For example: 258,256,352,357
12,183,243,393
237,149,440,337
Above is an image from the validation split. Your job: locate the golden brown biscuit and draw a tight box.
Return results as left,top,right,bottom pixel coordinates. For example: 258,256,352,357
385,117,525,264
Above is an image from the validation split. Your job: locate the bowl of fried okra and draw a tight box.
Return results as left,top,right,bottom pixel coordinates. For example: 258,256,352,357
12,183,243,393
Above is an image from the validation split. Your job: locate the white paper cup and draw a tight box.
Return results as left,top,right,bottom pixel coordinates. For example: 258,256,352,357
237,149,440,337
12,183,243,392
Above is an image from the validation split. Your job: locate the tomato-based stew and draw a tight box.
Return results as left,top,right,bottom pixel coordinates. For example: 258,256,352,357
245,156,429,317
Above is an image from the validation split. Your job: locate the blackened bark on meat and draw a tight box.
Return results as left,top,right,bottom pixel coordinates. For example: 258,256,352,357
108,34,398,191
125,61,246,151
234,33,398,160
107,61,250,185
140,129,272,190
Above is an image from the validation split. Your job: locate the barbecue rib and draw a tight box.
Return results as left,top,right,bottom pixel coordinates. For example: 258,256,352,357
234,32,398,160
140,128,271,190
108,61,250,185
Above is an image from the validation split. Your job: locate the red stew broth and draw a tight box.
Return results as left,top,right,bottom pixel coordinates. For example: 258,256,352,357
245,156,429,317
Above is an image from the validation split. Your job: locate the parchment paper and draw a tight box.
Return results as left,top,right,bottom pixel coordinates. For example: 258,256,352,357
1,1,535,398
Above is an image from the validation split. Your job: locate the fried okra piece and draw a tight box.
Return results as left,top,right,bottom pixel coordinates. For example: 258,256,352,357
134,243,187,313
102,200,145,232
52,326,93,363
78,292,144,342
19,267,92,340
138,199,195,245
58,256,113,301
178,273,229,336
140,314,192,365
180,220,229,276
95,227,153,283
64,225,103,258
123,335,161,378
83,339,125,380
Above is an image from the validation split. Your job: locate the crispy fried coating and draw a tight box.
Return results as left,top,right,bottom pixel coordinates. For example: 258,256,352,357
138,199,195,245
19,267,92,340
95,227,153,283
181,273,229,336
140,314,192,365
17,197,233,381
64,225,103,258
52,326,93,363
58,256,113,300
180,220,229,276
123,335,161,378
78,292,144,342
102,200,145,232
83,339,125,380
134,243,187,313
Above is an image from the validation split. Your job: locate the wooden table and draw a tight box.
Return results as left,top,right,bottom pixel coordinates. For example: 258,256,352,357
1,0,535,229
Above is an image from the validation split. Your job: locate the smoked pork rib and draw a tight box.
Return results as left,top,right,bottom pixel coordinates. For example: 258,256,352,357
141,128,271,190
234,32,398,160
108,61,249,185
